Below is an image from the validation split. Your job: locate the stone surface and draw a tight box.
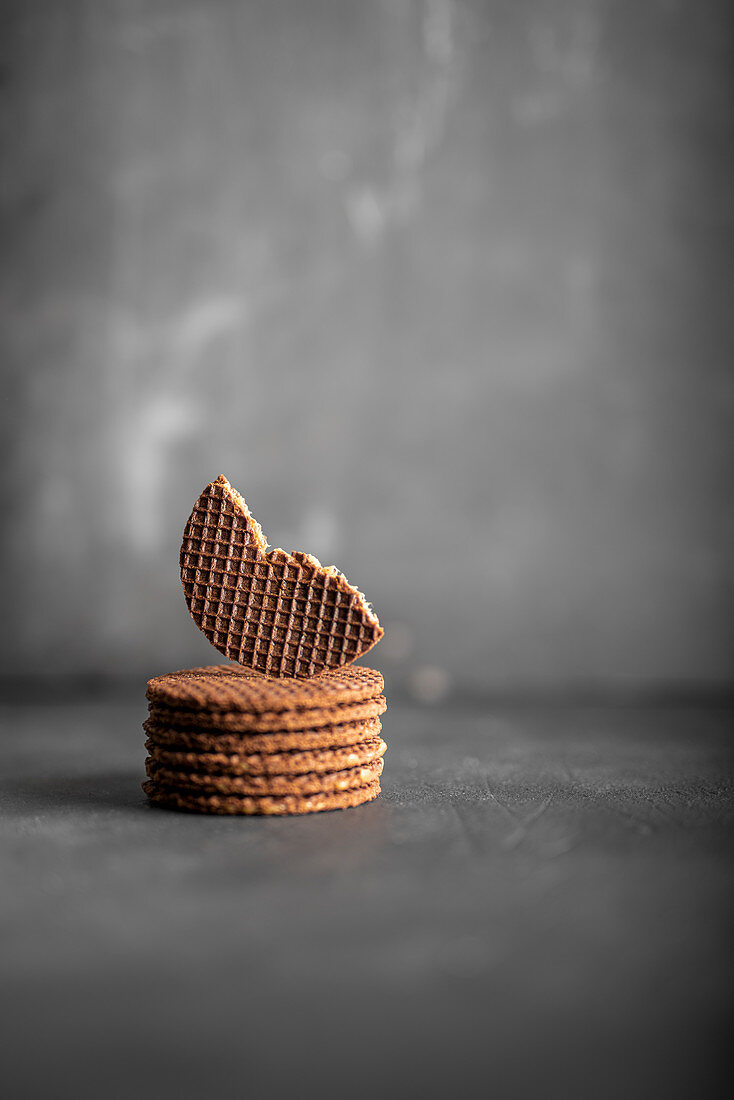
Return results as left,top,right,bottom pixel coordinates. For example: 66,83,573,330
1,696,732,1098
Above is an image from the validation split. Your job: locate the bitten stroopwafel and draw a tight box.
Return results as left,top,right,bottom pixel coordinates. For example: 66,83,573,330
180,476,383,678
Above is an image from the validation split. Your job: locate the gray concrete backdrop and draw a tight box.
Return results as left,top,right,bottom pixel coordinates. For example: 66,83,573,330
1,0,732,692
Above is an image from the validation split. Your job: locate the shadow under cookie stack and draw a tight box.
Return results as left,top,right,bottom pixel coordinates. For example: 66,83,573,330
142,475,386,817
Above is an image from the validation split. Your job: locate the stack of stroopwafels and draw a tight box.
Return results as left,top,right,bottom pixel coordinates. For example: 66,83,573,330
142,664,387,815
144,475,386,816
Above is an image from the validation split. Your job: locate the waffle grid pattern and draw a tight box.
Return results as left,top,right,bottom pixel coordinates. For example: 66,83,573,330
146,664,384,713
180,477,382,677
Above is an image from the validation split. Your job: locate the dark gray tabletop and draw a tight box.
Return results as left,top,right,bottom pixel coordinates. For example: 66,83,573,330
1,696,732,1100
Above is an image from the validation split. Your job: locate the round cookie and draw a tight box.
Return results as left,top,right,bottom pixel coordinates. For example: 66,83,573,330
145,695,386,734
146,664,384,713
145,736,387,777
145,757,383,795
142,777,381,815
143,715,382,754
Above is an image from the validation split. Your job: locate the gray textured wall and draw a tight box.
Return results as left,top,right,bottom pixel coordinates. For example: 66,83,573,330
2,0,732,693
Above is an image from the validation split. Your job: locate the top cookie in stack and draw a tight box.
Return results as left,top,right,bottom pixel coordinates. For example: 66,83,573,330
142,664,387,815
143,476,386,816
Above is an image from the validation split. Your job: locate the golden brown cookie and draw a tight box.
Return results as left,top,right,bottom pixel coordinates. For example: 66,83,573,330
142,777,381,815
145,757,383,795
146,663,384,712
145,736,387,776
143,715,382,754
180,476,383,677
145,695,386,733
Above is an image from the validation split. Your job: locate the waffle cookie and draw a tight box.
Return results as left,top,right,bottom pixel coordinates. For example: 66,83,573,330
180,475,383,677
142,779,381,816
146,664,384,712
142,664,387,816
145,735,387,776
145,757,384,796
145,696,387,734
143,714,383,754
